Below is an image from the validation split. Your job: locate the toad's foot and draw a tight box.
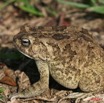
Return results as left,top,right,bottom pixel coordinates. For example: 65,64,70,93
10,83,48,100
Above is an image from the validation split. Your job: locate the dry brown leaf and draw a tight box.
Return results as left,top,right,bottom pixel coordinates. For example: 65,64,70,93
0,75,16,86
0,63,16,86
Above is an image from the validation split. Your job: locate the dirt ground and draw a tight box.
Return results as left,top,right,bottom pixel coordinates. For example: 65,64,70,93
0,0,104,103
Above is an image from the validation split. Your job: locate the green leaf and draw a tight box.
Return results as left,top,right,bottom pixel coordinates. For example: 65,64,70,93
57,0,90,9
16,0,43,16
0,87,4,93
0,0,16,10
99,0,104,4
18,5,43,16
90,0,97,5
0,0,43,16
16,0,29,4
88,6,104,14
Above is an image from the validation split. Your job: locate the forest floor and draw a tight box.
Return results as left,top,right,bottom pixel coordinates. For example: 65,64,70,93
0,0,104,103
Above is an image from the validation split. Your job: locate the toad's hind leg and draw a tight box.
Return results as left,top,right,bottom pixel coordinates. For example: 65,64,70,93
50,67,80,89
79,68,104,92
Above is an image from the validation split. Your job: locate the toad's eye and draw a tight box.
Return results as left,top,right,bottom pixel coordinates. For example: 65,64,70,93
21,38,30,47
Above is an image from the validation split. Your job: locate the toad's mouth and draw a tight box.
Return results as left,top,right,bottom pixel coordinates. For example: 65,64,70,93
18,49,33,59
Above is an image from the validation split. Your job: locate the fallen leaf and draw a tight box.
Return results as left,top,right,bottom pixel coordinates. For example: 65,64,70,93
0,75,16,86
0,62,17,86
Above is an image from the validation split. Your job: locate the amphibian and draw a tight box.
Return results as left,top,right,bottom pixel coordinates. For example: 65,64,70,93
13,25,104,98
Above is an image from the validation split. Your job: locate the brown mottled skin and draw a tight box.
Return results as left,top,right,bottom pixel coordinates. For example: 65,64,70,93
13,25,104,98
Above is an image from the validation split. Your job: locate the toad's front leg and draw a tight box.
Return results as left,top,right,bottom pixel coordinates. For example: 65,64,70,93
10,60,49,99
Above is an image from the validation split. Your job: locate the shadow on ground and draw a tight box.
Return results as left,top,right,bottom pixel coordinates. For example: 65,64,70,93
0,47,81,92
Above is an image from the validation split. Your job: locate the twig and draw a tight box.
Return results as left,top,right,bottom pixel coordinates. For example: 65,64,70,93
23,96,56,102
